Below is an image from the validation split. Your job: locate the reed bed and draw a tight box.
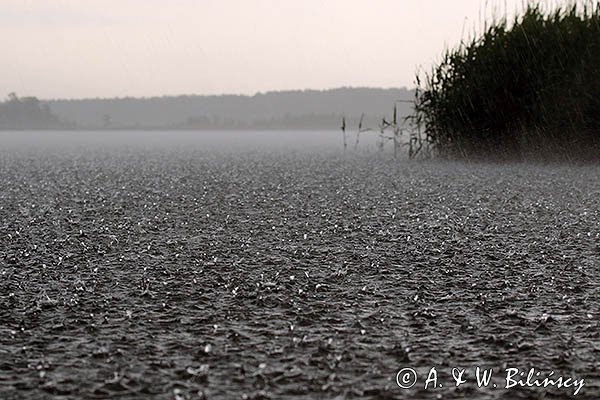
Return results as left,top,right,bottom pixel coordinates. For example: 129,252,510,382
413,2,600,160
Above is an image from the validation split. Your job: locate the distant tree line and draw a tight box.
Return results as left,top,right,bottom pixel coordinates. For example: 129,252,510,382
43,87,413,130
0,88,414,131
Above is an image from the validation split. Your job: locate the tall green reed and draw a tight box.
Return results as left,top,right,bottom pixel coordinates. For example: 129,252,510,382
413,2,600,160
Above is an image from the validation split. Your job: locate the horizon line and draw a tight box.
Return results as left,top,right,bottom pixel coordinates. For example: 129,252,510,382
7,86,415,103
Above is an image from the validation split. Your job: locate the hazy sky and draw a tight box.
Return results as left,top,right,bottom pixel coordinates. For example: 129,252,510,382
1,0,535,99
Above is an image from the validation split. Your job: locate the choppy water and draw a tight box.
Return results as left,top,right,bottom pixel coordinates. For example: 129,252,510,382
1,131,599,399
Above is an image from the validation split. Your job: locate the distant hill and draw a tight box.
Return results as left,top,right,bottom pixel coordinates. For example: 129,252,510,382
44,87,414,130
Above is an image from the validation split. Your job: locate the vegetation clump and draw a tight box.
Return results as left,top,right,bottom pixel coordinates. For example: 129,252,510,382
413,2,600,160
0,93,67,129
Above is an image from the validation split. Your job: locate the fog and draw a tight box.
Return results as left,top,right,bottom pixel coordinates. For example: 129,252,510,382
0,130,385,153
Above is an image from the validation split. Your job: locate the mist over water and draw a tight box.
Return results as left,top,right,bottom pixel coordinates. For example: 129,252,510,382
0,130,384,154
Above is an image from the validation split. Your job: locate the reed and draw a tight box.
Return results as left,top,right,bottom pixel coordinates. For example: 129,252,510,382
413,2,600,160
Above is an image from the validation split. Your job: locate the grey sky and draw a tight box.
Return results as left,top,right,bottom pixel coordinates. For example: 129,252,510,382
2,0,532,99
